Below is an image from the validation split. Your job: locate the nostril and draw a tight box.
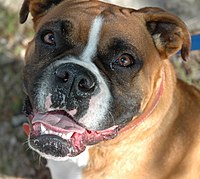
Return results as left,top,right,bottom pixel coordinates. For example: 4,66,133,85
55,68,69,82
78,78,96,92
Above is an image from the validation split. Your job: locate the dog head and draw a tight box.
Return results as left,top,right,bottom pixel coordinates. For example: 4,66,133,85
20,0,190,160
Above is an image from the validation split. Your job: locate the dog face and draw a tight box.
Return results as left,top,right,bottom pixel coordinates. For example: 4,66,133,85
20,0,190,160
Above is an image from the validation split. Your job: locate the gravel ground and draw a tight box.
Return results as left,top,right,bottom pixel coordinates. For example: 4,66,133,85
0,0,199,179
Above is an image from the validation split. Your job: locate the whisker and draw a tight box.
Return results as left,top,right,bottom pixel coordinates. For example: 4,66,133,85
23,139,29,145
25,146,31,152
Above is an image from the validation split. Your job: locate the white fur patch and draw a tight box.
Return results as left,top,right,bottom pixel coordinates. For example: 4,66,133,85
81,16,103,62
52,57,111,130
47,149,89,179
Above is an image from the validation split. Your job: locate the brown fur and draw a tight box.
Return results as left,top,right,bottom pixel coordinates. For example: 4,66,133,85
84,61,200,178
20,0,200,178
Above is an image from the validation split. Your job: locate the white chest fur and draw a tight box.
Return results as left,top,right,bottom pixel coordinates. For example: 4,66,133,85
47,149,89,179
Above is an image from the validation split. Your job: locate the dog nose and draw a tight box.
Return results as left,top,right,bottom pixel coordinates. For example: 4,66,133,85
55,66,69,82
55,63,97,95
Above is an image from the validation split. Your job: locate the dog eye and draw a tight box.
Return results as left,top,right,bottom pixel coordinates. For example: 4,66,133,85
113,54,135,68
42,31,56,45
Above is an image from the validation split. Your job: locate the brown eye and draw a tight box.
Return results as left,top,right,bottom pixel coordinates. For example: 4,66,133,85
42,32,55,45
115,54,134,67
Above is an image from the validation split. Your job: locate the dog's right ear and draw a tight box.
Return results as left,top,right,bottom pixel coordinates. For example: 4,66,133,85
138,7,191,61
19,0,64,24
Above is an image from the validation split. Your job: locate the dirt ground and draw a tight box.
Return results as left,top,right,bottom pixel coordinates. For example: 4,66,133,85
0,1,199,179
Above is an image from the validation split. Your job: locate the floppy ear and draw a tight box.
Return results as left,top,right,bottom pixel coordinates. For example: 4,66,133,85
139,7,191,61
19,0,64,24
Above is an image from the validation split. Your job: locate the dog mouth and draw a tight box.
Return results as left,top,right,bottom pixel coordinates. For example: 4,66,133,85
23,98,119,159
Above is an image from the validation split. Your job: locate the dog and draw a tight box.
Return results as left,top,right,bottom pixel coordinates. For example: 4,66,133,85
20,0,200,178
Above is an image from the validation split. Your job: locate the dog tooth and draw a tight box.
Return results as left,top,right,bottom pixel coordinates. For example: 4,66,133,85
49,130,53,134
66,132,74,139
40,124,46,134
62,134,67,140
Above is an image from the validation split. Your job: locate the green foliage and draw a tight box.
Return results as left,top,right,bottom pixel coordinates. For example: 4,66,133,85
0,5,33,57
0,5,18,37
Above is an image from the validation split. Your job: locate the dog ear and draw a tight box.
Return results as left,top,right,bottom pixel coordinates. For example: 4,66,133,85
139,7,191,61
19,0,64,24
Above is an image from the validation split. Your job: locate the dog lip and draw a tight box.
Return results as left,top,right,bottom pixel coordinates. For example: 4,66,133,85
29,122,119,158
30,134,83,158
27,111,119,158
23,99,120,158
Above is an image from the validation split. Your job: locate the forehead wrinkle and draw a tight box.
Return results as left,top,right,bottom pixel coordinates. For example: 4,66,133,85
80,16,104,62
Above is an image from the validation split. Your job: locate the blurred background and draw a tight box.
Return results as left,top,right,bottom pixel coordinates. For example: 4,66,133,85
0,0,199,178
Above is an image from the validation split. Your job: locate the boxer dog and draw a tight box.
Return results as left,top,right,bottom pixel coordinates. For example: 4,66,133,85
20,0,200,178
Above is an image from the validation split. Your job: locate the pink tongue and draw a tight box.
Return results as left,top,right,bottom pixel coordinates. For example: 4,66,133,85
32,113,85,133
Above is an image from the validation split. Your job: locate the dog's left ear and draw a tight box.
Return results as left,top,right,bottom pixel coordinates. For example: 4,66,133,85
19,0,64,24
139,7,191,61
19,0,98,24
